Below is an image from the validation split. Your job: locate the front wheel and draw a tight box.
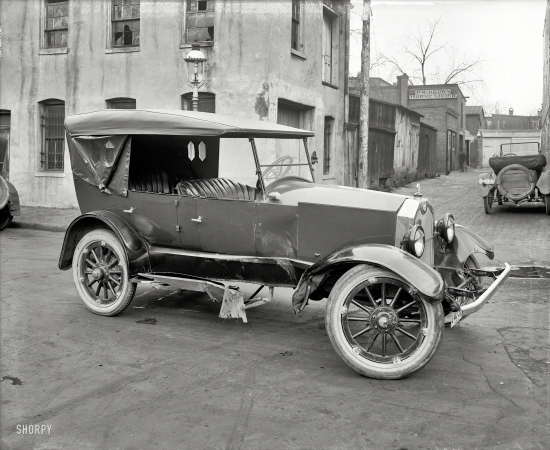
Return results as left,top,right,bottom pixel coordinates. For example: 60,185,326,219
325,265,444,379
0,205,13,231
72,229,136,316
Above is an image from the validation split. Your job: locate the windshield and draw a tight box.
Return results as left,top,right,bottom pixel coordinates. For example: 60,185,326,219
218,138,315,188
254,137,314,186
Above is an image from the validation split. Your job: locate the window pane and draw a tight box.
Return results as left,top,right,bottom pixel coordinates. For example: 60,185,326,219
42,104,65,171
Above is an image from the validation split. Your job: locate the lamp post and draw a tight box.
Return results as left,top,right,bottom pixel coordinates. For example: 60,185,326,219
184,44,207,112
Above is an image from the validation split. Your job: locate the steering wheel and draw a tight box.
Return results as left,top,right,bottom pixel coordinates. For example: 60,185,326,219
261,156,294,181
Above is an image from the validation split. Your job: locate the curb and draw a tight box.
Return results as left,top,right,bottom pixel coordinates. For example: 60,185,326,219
10,221,68,233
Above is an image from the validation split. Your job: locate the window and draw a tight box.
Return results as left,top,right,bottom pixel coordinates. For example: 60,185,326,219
291,0,301,51
44,0,68,49
40,100,65,171
323,117,334,175
185,0,214,43
322,12,332,83
277,99,313,130
112,0,140,47
106,97,136,109
181,92,215,113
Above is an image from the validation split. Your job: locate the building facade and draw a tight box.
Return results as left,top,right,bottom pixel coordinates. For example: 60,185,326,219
349,80,426,189
368,75,467,174
0,0,350,208
465,105,485,168
541,0,550,161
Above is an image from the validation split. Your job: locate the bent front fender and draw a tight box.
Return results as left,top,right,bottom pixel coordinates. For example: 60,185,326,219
478,172,495,197
58,210,150,274
292,244,444,312
434,224,494,269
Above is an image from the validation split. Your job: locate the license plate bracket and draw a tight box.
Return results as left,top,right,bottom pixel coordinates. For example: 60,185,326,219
450,308,463,328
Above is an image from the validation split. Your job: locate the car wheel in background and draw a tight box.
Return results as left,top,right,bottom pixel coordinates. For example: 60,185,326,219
72,229,136,316
0,205,13,231
483,195,493,214
325,265,444,379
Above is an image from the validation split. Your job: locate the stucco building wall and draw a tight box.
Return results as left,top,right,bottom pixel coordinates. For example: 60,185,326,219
0,0,349,208
542,0,550,161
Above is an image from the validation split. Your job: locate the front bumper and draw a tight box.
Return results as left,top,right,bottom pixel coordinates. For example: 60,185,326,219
461,263,511,317
446,263,511,327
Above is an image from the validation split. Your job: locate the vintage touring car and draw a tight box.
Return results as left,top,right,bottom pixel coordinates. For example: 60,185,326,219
0,135,20,231
479,142,550,214
59,110,510,379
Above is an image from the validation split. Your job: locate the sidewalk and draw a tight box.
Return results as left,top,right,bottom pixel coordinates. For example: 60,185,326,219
11,206,80,232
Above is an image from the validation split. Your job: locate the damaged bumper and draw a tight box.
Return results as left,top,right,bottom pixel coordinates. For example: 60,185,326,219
447,263,511,327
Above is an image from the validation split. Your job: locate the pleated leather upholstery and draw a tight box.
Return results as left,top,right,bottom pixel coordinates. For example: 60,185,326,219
176,178,257,201
129,168,178,194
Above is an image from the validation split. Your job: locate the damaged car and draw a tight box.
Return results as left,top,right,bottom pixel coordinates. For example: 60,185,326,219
59,109,510,379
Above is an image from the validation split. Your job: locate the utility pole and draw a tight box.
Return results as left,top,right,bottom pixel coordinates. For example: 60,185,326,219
357,0,371,189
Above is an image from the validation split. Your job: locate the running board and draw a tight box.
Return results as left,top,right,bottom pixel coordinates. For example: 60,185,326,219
130,274,274,323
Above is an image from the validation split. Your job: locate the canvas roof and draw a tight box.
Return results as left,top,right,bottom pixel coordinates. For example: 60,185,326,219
65,109,315,139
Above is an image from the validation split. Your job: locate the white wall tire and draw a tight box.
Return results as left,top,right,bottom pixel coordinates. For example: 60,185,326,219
325,265,444,379
72,229,136,316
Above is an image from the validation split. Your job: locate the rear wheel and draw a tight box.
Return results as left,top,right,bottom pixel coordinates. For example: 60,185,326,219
325,265,444,379
72,229,136,316
0,205,12,231
483,194,493,214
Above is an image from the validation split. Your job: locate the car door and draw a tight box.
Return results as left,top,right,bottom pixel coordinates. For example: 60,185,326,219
194,198,256,255
124,191,181,247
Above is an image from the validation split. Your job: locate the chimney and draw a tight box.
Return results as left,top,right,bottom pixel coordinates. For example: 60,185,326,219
397,73,409,107
509,108,514,116
538,108,543,117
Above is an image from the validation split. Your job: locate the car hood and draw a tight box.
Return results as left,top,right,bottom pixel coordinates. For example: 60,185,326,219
268,179,408,212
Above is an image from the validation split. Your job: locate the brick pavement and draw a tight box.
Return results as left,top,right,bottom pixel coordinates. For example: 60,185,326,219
395,169,550,267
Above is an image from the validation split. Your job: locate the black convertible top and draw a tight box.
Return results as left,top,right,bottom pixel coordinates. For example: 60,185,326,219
489,155,547,174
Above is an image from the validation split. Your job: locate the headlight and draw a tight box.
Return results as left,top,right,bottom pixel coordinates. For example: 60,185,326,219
436,213,455,243
407,224,425,258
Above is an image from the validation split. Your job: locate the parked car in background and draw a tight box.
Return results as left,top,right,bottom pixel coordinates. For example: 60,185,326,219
0,135,20,231
478,142,550,214
59,110,510,379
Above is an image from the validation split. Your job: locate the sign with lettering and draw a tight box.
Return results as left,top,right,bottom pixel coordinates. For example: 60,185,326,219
409,89,457,100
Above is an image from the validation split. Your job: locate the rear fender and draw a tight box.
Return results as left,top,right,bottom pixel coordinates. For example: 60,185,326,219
58,210,150,274
6,180,20,216
536,170,550,195
292,244,444,312
478,172,495,197
434,224,494,269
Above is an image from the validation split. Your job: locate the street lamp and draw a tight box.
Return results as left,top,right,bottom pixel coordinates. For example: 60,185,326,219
184,44,207,112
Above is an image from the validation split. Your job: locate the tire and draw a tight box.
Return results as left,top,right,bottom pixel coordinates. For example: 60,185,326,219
72,229,136,316
483,194,493,214
325,265,444,379
545,195,550,216
0,205,12,231
496,164,536,202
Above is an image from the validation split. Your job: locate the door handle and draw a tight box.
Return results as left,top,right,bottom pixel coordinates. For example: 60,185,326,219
191,216,203,223
123,207,135,213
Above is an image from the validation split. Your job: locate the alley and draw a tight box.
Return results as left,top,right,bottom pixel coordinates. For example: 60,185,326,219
1,170,548,450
